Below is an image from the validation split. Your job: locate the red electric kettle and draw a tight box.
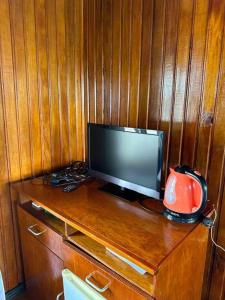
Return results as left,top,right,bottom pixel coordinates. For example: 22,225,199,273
163,165,207,223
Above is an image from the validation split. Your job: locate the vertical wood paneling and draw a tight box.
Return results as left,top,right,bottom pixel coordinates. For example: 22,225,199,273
46,0,61,168
0,0,225,296
0,0,20,288
169,0,194,166
65,0,76,161
83,0,89,159
84,0,225,195
35,0,52,172
9,0,32,178
0,0,21,182
83,1,225,297
195,0,225,177
102,0,112,124
23,0,42,175
95,0,104,124
181,0,209,167
111,0,121,125
148,0,165,130
0,95,13,289
0,64,16,290
74,0,84,160
87,0,96,123
119,0,132,126
207,18,225,211
128,0,142,128
159,0,179,179
138,0,153,129
56,0,70,165
0,0,84,290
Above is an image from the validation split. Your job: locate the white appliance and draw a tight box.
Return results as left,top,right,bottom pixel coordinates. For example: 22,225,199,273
0,271,5,300
62,269,107,300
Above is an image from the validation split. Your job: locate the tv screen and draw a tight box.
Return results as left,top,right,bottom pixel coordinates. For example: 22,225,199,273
88,123,164,200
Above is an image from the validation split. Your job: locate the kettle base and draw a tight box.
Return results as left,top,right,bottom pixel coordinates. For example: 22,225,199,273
163,209,200,224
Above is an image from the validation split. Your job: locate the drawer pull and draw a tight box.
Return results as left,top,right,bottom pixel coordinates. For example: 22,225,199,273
28,224,46,236
56,291,63,300
85,271,110,293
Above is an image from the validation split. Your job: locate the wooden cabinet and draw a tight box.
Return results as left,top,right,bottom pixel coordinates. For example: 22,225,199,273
18,206,63,300
62,241,150,300
15,179,210,300
17,203,150,300
18,205,63,258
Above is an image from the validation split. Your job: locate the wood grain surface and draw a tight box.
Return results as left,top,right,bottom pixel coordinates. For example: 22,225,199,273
0,0,84,290
62,241,150,300
18,206,64,300
15,178,209,299
15,179,201,274
0,0,224,296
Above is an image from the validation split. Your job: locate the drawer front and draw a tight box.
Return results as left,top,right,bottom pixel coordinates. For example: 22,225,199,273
62,242,151,300
18,206,63,258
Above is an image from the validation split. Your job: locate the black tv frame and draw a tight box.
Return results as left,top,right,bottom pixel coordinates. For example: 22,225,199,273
88,123,164,200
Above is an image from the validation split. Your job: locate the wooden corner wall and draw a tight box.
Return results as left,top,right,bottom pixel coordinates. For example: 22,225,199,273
0,0,225,296
0,0,84,290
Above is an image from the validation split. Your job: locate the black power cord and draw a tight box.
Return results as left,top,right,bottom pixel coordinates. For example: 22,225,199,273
40,161,91,191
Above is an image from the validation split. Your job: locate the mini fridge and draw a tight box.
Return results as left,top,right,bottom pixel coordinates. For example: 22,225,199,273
0,271,5,300
62,269,107,300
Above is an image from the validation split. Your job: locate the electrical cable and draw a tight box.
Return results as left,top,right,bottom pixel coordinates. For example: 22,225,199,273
32,161,90,190
137,199,163,214
210,208,225,252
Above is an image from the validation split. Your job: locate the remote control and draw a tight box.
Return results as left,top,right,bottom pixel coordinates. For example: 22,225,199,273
63,184,78,193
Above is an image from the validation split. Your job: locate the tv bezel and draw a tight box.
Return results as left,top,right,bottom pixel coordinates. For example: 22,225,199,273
87,123,164,200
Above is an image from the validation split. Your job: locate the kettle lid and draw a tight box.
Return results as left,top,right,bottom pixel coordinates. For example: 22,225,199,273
174,165,193,174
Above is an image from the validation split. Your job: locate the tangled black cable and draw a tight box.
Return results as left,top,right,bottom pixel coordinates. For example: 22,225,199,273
43,161,89,187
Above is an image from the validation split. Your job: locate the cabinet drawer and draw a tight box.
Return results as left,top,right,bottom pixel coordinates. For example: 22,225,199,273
18,205,63,258
62,242,152,300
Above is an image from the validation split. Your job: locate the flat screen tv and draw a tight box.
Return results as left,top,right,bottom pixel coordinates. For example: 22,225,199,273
88,123,164,201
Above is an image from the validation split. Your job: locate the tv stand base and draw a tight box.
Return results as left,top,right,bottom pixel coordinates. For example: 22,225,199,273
99,182,147,202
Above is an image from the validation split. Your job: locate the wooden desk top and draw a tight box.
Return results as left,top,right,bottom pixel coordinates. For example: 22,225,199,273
13,178,201,274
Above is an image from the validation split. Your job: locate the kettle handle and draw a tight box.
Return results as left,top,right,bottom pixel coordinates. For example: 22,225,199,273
183,167,208,212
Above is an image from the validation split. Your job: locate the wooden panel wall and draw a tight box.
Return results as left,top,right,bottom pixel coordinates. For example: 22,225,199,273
83,0,225,298
0,0,84,291
83,0,225,189
0,0,225,297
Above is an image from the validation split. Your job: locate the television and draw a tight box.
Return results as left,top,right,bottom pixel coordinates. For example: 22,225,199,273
88,123,164,201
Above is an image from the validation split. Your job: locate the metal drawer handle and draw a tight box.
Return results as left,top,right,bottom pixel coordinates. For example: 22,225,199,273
85,271,110,293
56,291,63,300
28,224,46,236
